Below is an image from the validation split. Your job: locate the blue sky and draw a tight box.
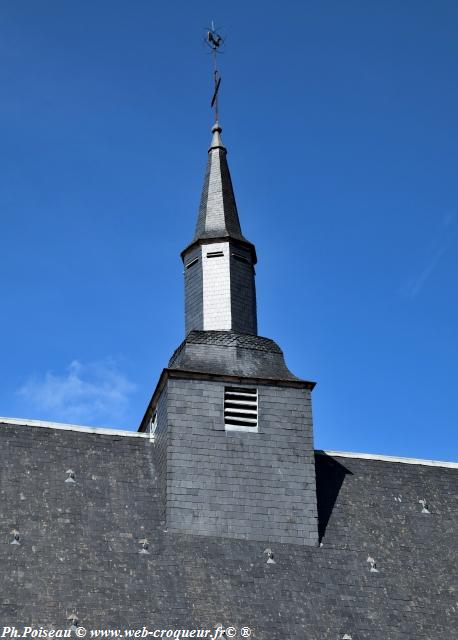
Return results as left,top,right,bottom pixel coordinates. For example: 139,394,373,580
1,1,457,460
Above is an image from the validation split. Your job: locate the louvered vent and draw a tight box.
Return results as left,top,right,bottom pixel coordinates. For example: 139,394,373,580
224,387,258,430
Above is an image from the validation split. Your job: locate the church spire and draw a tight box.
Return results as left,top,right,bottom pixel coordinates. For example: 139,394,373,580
192,122,250,245
181,121,258,335
180,28,258,336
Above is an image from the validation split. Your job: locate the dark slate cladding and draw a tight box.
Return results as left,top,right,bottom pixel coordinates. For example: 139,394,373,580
172,330,284,353
1,420,457,638
181,123,258,335
169,330,302,381
193,143,247,243
184,245,204,334
229,245,258,335
161,378,318,545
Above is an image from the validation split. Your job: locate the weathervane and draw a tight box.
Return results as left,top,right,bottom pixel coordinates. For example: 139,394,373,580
205,22,224,122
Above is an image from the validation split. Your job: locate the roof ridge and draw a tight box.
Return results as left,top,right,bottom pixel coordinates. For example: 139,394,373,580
3,419,455,467
317,449,458,469
0,417,149,438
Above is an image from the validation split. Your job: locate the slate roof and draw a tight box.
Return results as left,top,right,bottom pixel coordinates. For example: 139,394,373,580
1,419,457,639
183,123,255,256
168,330,307,383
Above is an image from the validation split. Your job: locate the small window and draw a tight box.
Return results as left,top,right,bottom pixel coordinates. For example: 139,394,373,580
185,257,199,269
224,387,258,431
206,250,224,258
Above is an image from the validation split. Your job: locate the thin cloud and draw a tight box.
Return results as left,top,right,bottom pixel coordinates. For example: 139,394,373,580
403,212,456,299
17,359,136,425
407,244,449,299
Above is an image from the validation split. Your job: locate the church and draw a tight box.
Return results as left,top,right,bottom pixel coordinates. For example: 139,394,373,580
1,63,457,639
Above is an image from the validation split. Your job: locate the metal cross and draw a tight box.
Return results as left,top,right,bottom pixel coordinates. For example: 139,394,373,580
206,22,224,122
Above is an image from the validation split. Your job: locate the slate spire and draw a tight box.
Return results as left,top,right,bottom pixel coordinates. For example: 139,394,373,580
193,122,248,244
181,121,258,336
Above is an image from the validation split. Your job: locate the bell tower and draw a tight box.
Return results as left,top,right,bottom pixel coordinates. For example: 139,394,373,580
139,32,319,547
182,122,257,335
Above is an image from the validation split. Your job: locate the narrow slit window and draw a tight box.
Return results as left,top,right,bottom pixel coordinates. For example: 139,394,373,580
185,257,199,269
232,253,250,265
224,387,258,431
206,250,224,258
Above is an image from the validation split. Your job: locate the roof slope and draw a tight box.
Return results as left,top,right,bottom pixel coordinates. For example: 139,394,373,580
1,421,456,638
168,330,305,382
192,123,249,244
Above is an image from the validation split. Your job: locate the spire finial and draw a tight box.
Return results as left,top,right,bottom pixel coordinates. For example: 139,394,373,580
210,120,225,151
206,23,224,124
